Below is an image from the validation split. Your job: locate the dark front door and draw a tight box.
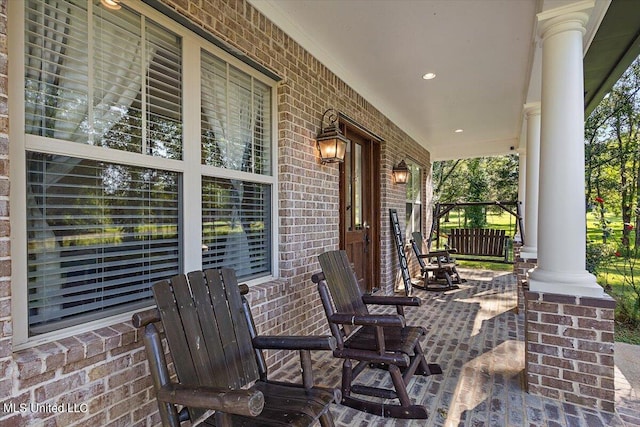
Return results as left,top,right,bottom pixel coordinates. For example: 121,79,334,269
340,126,380,293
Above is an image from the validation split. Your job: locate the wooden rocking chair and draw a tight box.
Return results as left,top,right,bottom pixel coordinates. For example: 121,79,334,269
132,268,339,427
312,250,442,419
410,232,463,291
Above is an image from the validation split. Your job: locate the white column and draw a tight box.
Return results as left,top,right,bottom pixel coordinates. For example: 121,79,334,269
516,149,526,243
528,2,603,297
520,103,540,258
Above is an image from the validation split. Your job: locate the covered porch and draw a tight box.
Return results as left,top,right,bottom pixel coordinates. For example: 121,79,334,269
272,269,640,426
3,0,640,425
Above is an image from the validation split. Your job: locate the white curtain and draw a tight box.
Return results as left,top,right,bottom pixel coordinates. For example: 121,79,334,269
25,0,154,325
201,62,255,274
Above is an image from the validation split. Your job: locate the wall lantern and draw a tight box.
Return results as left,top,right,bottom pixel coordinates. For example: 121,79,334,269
316,108,349,164
393,160,410,184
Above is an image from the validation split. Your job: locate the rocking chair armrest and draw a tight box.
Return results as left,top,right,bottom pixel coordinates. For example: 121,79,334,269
329,313,406,328
419,250,451,258
253,335,337,391
131,308,160,328
157,383,264,417
252,335,337,351
362,294,421,307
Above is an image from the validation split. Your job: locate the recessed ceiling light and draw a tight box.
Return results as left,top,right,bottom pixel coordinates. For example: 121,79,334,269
101,0,121,10
422,72,436,80
454,129,464,133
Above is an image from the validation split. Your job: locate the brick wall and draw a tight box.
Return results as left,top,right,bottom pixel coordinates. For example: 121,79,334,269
1,0,431,425
381,121,431,292
525,291,616,412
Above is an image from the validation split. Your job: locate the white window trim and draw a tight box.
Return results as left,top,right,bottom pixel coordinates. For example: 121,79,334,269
405,160,423,241
9,0,279,349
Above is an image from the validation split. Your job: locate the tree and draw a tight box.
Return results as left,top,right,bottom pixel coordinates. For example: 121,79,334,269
585,57,640,246
486,154,519,202
464,158,489,227
432,159,466,203
433,155,518,206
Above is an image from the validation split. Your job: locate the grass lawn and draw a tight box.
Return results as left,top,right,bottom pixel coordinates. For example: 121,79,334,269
437,208,517,236
457,260,514,271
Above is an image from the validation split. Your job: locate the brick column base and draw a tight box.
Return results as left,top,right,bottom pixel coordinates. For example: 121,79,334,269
525,290,616,412
513,245,536,314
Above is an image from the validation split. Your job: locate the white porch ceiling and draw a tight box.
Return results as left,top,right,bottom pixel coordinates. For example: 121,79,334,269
249,0,612,161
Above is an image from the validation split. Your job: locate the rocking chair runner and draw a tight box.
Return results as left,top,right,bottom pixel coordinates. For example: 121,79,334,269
410,231,463,291
132,268,339,427
312,250,443,419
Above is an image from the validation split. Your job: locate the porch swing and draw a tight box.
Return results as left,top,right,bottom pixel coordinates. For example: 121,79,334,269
429,201,523,264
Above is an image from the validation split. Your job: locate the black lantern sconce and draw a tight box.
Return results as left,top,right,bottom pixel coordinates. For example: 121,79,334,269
393,160,410,184
316,109,349,164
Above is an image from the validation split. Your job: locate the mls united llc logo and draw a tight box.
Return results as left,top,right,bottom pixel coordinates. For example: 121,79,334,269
3,402,89,414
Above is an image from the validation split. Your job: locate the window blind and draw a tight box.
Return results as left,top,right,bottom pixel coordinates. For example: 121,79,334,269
201,176,271,279
143,17,182,159
27,153,181,334
25,0,183,158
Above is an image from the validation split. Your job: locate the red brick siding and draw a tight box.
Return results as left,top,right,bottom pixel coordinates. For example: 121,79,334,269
513,244,536,314
525,291,616,413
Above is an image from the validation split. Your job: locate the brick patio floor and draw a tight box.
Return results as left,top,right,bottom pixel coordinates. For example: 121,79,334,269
272,269,640,426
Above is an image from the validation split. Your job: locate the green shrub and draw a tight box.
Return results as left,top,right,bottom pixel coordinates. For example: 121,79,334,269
586,241,613,275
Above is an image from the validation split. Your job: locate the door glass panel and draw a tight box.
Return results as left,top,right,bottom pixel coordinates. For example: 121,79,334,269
354,143,362,229
345,140,352,231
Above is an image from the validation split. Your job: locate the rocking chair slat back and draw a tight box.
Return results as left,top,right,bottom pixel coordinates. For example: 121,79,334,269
411,232,428,270
153,269,260,409
318,250,369,316
207,268,259,385
153,276,207,387
182,271,230,385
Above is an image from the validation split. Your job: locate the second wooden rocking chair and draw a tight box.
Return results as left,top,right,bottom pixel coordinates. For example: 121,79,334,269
410,231,463,291
312,250,442,419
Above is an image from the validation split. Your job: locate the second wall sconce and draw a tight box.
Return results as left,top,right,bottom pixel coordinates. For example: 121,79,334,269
316,108,349,163
393,160,410,184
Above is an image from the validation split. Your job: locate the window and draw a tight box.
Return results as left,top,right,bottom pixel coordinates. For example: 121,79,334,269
14,0,276,341
200,52,273,280
405,161,422,239
27,154,181,335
